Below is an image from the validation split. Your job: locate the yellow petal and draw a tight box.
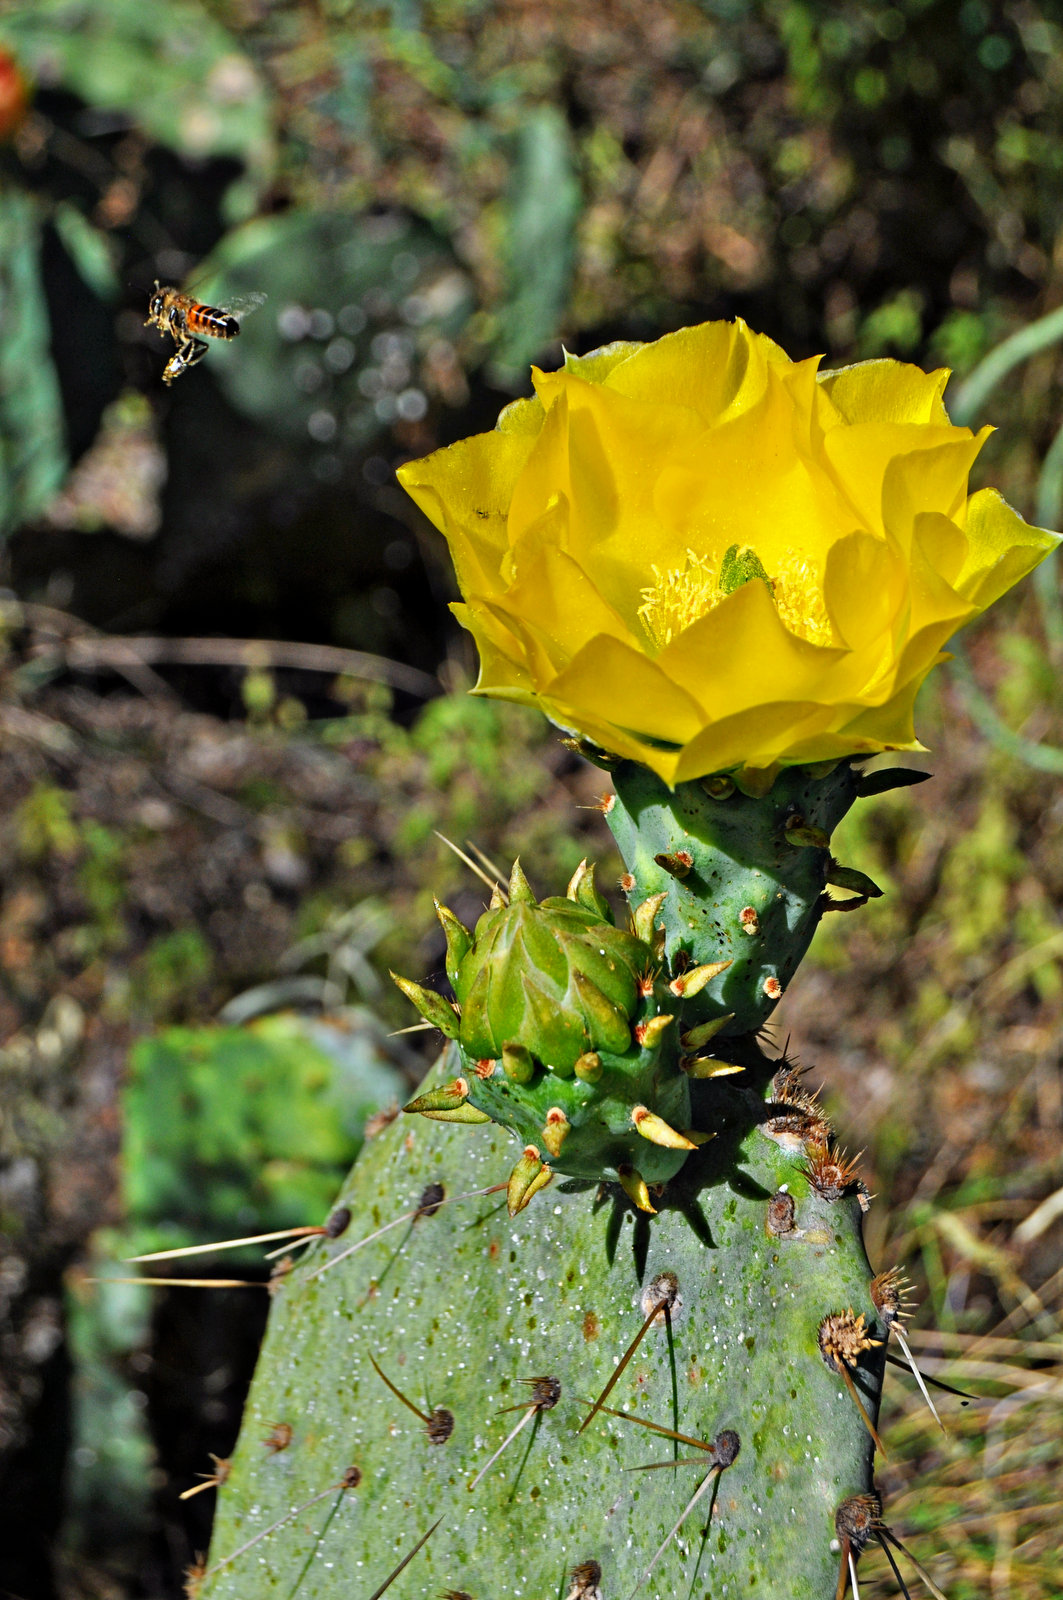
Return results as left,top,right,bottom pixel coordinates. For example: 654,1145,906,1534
881,431,993,545
832,671,930,752
672,702,842,782
953,488,1061,607
453,602,536,696
654,575,854,714
593,317,786,426
653,363,852,569
546,633,708,747
822,531,906,657
821,423,979,538
495,545,640,670
817,360,951,425
561,340,644,384
523,369,706,610
398,429,534,597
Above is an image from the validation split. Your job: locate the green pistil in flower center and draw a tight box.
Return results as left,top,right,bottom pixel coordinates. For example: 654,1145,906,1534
637,544,834,652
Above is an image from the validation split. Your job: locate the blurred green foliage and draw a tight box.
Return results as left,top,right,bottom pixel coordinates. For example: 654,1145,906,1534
0,0,273,208
4,0,1063,544
197,208,473,446
0,187,66,539
123,1011,407,1243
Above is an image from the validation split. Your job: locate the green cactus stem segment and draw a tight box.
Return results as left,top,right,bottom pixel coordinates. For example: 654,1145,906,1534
604,759,863,1035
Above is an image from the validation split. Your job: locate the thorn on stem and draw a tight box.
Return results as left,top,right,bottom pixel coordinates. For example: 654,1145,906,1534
366,1518,443,1600
818,1312,886,1457
467,1377,560,1489
579,1276,678,1435
178,1455,230,1501
367,1352,454,1445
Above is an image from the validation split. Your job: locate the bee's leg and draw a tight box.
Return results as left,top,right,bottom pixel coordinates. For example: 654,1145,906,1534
162,337,208,385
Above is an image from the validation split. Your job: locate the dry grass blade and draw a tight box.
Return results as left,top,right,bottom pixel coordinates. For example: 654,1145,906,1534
464,838,508,885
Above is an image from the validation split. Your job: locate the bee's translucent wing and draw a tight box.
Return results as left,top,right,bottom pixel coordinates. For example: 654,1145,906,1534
219,290,268,322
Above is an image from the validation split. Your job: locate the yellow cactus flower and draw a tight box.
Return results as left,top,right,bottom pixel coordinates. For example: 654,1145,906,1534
398,319,1058,786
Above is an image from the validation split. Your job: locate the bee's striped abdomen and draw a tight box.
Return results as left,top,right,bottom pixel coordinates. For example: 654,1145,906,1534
185,304,240,340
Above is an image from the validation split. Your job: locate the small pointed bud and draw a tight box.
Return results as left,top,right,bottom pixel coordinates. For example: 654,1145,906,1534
508,857,537,905
489,882,506,910
681,1129,715,1145
826,861,883,898
633,891,668,945
540,1107,571,1159
856,766,930,797
634,1013,674,1049
669,959,731,999
617,1164,656,1213
682,1057,745,1079
507,1146,553,1215
572,969,632,1055
567,859,612,920
391,972,461,1039
784,816,831,849
434,899,473,987
404,1077,470,1113
502,1042,536,1084
631,1106,697,1150
701,774,735,800
420,1104,493,1123
574,1050,603,1083
680,1014,734,1050
653,850,693,880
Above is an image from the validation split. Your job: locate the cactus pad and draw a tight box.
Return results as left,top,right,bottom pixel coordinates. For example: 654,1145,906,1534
199,1041,885,1600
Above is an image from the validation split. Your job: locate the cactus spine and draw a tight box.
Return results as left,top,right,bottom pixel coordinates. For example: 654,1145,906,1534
197,758,915,1600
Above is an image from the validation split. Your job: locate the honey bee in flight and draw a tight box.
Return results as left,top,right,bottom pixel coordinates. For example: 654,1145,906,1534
145,281,266,385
